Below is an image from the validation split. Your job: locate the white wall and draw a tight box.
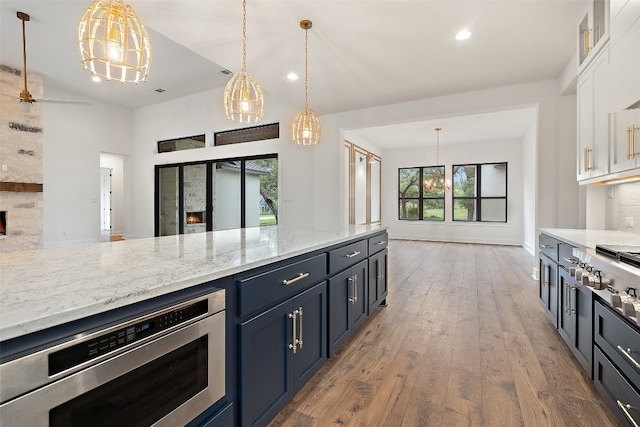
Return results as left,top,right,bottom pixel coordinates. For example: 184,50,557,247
522,126,537,253
383,138,524,245
315,80,579,242
42,86,132,247
130,87,313,238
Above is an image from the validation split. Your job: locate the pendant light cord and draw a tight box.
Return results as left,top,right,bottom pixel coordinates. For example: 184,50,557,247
242,0,247,72
304,27,309,111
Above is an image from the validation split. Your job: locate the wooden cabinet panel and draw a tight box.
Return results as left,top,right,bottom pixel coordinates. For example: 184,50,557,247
328,240,368,275
595,301,640,387
328,259,368,355
239,282,328,427
237,254,327,318
594,346,640,427
539,254,559,328
368,248,388,314
367,232,388,256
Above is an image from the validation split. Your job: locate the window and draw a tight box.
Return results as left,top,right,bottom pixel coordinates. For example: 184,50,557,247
155,154,278,236
453,162,507,222
157,134,205,153
398,166,445,221
214,123,279,146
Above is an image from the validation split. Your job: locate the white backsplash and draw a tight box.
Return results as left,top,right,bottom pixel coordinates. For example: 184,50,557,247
617,181,640,234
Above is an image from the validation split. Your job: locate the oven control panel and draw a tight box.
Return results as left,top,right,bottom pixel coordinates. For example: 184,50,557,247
48,299,208,376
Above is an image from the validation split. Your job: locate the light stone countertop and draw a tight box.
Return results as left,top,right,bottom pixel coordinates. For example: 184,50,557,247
0,225,386,342
539,228,640,250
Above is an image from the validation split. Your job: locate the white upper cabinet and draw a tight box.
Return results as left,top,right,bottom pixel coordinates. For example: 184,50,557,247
578,0,610,73
610,108,640,173
577,47,611,181
576,0,640,183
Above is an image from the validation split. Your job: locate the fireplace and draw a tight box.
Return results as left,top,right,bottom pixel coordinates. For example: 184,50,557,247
0,211,6,236
186,211,204,224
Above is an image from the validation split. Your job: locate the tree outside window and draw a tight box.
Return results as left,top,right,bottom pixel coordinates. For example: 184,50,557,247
398,166,445,221
453,163,507,222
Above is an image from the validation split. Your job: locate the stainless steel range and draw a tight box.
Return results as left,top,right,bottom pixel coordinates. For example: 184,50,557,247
596,244,640,269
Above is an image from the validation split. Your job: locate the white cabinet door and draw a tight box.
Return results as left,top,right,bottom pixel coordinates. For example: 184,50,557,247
578,0,610,73
577,47,611,181
611,109,640,172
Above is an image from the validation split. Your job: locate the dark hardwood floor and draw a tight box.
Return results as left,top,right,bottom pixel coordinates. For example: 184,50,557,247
269,240,619,427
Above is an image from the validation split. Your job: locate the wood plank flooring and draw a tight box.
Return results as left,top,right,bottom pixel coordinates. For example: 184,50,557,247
268,240,619,427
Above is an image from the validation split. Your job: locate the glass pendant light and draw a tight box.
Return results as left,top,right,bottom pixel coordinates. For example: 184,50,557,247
224,0,264,123
78,0,151,83
424,128,451,191
292,20,321,145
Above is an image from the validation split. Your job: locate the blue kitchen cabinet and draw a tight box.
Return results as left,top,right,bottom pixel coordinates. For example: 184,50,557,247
239,281,327,427
328,259,368,355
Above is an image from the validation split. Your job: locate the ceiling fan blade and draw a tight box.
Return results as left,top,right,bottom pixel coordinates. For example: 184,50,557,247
1,92,21,100
32,98,92,106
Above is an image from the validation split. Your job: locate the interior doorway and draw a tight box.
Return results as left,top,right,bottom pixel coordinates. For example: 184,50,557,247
100,167,112,232
100,153,126,241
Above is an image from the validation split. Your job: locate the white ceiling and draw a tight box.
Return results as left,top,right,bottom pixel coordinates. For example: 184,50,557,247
348,108,537,149
0,0,581,146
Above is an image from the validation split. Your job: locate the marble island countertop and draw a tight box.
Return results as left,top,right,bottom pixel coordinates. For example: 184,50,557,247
0,224,386,342
539,228,640,250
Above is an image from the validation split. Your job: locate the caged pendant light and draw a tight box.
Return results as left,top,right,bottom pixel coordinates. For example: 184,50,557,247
292,20,321,145
224,0,264,123
78,0,151,83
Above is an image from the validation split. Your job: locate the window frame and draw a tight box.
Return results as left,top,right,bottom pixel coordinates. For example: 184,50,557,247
452,162,507,223
154,153,278,236
398,165,445,221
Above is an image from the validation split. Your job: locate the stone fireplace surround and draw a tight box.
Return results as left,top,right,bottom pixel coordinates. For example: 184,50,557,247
0,64,44,252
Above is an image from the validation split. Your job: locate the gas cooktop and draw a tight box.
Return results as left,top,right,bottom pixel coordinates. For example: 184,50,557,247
596,244,640,269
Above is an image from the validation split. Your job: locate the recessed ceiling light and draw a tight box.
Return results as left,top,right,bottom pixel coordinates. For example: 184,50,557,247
455,29,472,41
92,75,101,82
287,72,299,81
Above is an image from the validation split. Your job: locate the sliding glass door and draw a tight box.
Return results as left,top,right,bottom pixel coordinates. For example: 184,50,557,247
155,155,278,236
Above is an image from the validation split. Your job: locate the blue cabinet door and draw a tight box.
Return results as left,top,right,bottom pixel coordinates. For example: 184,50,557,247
368,249,388,314
328,260,369,356
239,299,293,427
351,260,368,331
239,282,328,427
292,282,327,392
558,267,575,346
328,268,352,355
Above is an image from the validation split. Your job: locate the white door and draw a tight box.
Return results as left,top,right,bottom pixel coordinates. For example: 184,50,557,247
100,168,112,232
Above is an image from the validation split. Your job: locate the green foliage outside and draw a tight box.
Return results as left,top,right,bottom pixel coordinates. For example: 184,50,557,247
453,166,476,221
253,158,278,224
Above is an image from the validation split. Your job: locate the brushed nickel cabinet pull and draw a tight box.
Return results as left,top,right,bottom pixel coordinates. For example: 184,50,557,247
353,274,358,304
288,310,298,353
348,276,354,303
377,258,382,280
540,244,552,250
617,345,640,369
375,240,386,245
345,251,361,258
617,400,639,427
283,272,309,285
543,263,549,287
298,307,303,349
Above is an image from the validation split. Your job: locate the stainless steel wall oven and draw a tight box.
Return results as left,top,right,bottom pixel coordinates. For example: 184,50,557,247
0,288,225,427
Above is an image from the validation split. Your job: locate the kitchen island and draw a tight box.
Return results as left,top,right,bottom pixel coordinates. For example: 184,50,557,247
0,224,389,427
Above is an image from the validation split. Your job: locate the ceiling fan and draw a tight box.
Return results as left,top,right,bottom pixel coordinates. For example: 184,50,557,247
2,11,92,113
